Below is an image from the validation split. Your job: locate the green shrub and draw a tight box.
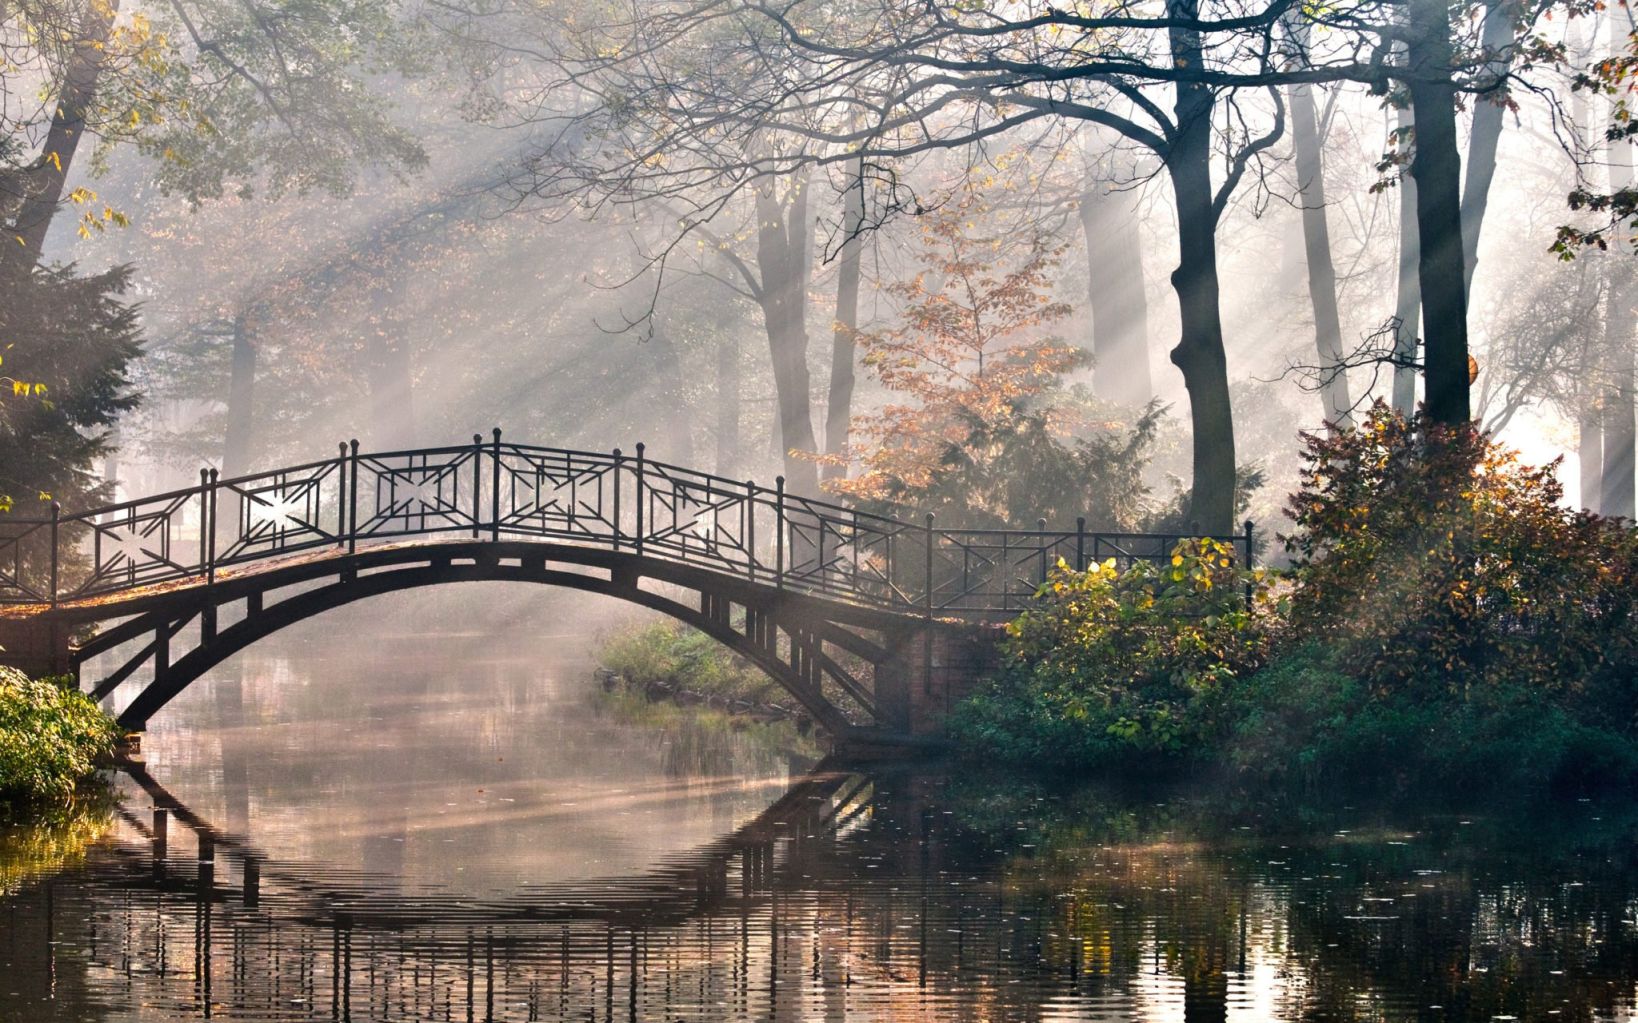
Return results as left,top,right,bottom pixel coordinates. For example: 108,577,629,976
948,537,1267,768
955,406,1638,798
1219,644,1638,796
598,619,781,705
1216,643,1361,786
0,667,119,810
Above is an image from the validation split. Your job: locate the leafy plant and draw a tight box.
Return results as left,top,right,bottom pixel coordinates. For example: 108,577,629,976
950,537,1267,767
1281,403,1638,724
0,668,119,812
956,406,1638,797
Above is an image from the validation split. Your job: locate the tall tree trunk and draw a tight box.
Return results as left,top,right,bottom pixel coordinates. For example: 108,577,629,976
1579,406,1604,512
1459,0,1519,296
10,0,120,265
1080,153,1154,405
1287,69,1353,429
103,420,123,505
716,333,741,478
1405,0,1472,425
754,175,820,497
366,286,417,450
1166,40,1238,534
1601,318,1635,518
823,158,864,482
1391,100,1422,414
1570,17,1604,514
648,315,696,466
222,312,258,477
1601,48,1636,518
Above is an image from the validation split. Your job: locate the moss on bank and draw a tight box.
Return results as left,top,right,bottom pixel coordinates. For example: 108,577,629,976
0,667,119,817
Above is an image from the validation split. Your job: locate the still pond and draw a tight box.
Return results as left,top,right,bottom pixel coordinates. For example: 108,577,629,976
3,589,1636,1022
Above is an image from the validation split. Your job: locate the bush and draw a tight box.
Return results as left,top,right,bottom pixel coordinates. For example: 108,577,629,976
956,406,1638,798
598,619,782,706
1281,405,1638,722
948,537,1266,768
1216,643,1361,786
0,667,119,811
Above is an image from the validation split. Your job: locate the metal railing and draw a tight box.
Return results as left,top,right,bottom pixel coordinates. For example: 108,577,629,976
0,432,1255,616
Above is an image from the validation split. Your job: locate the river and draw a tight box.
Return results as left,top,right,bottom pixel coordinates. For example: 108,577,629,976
3,587,1637,1022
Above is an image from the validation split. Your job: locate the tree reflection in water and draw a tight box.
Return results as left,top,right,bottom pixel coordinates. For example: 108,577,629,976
3,764,1638,1022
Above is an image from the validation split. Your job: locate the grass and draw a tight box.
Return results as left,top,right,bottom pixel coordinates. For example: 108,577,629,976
597,618,798,715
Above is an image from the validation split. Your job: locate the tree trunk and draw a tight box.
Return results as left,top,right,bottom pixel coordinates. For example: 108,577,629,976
366,287,417,450
1287,74,1353,429
222,312,258,477
1459,0,1519,296
1080,166,1154,405
10,0,120,265
754,175,820,497
716,332,741,478
648,315,696,466
1600,326,1634,518
1601,57,1636,518
1391,101,1422,414
102,416,123,504
1405,0,1472,425
1166,59,1238,534
1579,406,1604,512
823,159,864,482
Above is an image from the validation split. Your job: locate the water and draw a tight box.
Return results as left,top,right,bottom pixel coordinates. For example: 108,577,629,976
4,588,1638,1022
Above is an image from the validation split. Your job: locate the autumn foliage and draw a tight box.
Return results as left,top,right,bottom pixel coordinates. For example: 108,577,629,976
1281,403,1638,720
825,206,1084,510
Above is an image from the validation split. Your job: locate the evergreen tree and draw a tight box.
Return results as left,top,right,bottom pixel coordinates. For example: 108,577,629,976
0,263,142,515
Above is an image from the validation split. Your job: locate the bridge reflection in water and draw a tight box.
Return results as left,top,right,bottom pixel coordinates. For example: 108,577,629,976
8,761,1638,1022
6,761,1002,1023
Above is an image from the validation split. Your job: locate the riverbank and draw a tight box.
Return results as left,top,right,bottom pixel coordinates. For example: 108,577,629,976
950,410,1638,801
595,619,814,728
0,667,119,819
593,618,828,766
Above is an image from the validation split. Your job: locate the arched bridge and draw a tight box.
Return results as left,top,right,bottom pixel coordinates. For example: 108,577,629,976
0,434,1255,744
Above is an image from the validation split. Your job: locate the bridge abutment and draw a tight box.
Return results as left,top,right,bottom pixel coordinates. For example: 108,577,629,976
0,618,74,681
875,622,1003,740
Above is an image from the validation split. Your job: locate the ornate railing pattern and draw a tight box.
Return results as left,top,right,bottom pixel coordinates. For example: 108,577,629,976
0,433,1255,615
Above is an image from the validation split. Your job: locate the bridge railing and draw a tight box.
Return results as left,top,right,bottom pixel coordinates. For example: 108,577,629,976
0,434,1255,614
